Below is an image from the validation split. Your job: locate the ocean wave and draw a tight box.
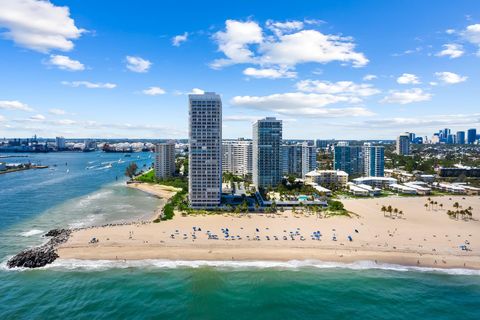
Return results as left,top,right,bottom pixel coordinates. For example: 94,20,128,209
19,229,44,237
14,259,477,276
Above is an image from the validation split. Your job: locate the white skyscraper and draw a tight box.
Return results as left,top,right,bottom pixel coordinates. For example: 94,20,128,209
188,92,222,208
222,139,252,177
363,143,385,177
55,136,65,150
396,133,410,155
154,141,176,179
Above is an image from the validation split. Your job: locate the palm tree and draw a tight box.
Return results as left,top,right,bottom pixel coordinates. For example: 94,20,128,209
398,210,404,219
439,203,443,210
381,205,387,217
453,202,460,210
387,205,393,217
393,208,398,217
424,203,429,211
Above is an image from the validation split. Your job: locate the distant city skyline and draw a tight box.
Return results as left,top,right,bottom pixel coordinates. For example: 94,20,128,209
1,0,480,139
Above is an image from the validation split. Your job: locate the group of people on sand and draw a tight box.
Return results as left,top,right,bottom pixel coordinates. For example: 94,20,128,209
165,226,359,243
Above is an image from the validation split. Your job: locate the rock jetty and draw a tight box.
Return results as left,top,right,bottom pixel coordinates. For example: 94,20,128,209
7,229,72,269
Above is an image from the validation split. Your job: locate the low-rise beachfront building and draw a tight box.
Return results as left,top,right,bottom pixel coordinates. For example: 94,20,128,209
352,177,397,189
389,183,418,195
431,182,467,194
451,183,480,196
347,182,381,196
384,169,415,182
304,170,348,189
404,182,432,195
418,174,435,183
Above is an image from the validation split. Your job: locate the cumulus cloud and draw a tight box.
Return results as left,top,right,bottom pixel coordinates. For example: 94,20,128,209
211,19,368,71
49,108,66,115
142,86,166,96
434,71,467,84
461,24,480,48
0,0,84,53
0,100,33,111
48,54,85,71
266,20,304,36
190,88,205,94
61,81,117,89
231,92,374,117
380,88,432,104
436,44,464,59
397,73,420,85
172,32,188,46
363,74,377,81
295,80,380,97
243,67,296,79
125,56,152,73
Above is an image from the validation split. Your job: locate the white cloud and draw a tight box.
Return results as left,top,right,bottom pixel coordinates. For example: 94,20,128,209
0,115,5,122
434,71,467,84
172,32,188,46
295,80,380,97
48,54,85,71
211,19,368,70
125,56,152,73
380,88,432,104
266,20,304,36
446,29,456,35
397,73,421,84
231,92,374,117
436,44,464,59
49,108,66,115
462,24,480,45
142,86,166,96
243,67,296,79
0,0,84,53
0,100,33,111
211,20,263,68
363,74,377,81
190,88,205,94
61,81,117,89
30,114,45,121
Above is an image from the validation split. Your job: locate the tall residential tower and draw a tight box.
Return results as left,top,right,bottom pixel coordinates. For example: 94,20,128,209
253,117,282,189
188,92,222,208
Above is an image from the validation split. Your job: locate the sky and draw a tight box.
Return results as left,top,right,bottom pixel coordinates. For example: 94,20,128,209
0,0,480,140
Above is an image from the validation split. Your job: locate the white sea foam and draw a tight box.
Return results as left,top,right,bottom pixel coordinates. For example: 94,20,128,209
19,229,44,237
34,259,480,276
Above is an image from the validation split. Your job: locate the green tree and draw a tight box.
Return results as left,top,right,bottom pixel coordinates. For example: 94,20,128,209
125,162,138,179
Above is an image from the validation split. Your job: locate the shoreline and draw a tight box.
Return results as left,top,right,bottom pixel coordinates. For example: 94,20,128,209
55,195,480,271
126,182,181,220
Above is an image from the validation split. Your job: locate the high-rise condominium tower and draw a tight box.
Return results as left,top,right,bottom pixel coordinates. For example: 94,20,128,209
396,133,410,155
154,141,176,179
456,131,465,145
222,138,252,177
253,117,282,189
333,142,364,176
363,143,384,177
188,92,222,208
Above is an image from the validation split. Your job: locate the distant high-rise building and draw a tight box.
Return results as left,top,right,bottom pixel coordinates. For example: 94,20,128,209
446,134,455,144
333,142,364,176
155,141,176,179
253,117,282,189
222,139,252,177
188,92,222,208
55,136,65,150
467,128,477,144
408,132,416,143
363,143,384,177
456,131,465,145
396,133,410,155
282,142,316,178
315,139,331,149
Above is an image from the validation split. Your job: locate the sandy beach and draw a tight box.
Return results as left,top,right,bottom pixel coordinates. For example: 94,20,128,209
57,188,480,269
126,182,181,219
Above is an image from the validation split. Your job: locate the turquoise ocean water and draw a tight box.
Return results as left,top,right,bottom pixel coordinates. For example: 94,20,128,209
1,152,480,319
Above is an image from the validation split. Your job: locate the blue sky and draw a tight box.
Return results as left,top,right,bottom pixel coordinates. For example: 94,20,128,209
0,0,479,139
